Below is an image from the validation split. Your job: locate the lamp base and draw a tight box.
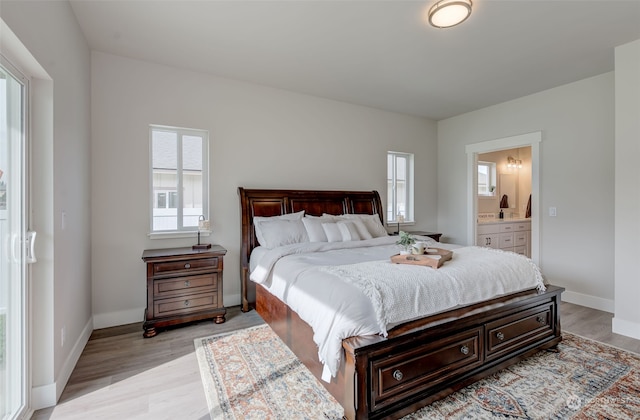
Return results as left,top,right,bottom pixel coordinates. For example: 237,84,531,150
192,243,212,250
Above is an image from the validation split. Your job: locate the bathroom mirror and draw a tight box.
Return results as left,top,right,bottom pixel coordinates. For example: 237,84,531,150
499,173,516,209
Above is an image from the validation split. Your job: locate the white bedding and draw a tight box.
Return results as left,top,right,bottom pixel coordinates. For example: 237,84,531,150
249,236,545,382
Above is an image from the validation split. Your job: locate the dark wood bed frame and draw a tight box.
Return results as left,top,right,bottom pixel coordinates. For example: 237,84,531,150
238,187,563,420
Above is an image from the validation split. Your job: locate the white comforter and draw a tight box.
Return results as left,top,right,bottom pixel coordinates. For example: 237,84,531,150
250,236,545,382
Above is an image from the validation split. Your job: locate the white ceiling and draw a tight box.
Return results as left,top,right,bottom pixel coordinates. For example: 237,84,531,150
69,0,640,120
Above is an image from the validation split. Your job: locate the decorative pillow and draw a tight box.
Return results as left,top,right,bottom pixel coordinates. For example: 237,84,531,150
302,215,335,242
350,219,373,240
337,221,362,241
254,219,308,249
326,213,388,238
322,222,343,242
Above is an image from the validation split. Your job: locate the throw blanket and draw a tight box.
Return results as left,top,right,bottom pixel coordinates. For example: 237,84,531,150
321,246,545,337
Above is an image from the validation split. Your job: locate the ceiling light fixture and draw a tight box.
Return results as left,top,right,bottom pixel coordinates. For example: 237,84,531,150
428,0,472,28
507,156,523,169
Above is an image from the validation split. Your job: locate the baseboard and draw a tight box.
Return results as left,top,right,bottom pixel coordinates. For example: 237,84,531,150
225,293,241,308
612,317,640,340
93,307,144,329
31,317,93,410
561,290,615,313
31,382,56,410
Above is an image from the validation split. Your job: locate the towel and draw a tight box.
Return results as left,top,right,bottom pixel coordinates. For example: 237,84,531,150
499,194,509,209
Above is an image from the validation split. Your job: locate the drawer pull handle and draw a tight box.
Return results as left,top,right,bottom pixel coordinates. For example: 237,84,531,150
496,331,505,341
184,300,190,307
184,280,191,287
392,370,403,381
536,316,546,324
184,263,191,269
460,345,470,355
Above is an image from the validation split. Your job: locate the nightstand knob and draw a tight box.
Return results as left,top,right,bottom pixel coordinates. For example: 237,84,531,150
460,345,470,355
184,280,191,287
184,300,190,307
184,263,191,269
537,316,546,324
392,370,403,381
496,331,505,341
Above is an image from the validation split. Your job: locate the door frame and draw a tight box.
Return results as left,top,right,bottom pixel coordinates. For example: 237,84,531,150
465,132,542,265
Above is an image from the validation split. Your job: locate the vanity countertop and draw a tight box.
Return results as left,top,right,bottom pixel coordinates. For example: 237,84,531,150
477,217,530,224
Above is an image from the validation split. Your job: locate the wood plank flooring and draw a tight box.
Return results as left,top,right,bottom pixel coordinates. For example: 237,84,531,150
31,302,640,419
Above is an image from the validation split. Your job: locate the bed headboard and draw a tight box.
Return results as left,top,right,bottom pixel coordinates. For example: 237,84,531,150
238,187,384,311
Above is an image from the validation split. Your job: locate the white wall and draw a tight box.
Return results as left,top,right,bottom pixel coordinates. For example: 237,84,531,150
90,52,438,327
613,39,640,340
0,0,92,409
438,73,616,312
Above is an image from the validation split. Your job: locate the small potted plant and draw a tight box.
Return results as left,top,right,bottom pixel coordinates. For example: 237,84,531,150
396,231,415,255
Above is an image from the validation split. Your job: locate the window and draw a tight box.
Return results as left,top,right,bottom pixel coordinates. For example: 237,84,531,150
477,161,496,197
150,125,209,233
387,151,414,223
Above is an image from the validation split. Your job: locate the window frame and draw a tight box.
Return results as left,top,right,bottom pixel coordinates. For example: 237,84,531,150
387,151,414,223
149,125,209,236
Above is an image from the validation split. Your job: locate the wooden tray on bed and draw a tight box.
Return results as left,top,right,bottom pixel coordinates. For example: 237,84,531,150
391,248,453,268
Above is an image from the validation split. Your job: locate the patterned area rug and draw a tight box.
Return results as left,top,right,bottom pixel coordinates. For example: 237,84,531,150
195,325,640,420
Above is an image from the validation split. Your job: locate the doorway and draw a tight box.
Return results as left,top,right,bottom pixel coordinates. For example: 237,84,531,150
465,132,541,265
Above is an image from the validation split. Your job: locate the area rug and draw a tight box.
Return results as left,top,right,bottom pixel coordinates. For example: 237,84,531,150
194,325,640,420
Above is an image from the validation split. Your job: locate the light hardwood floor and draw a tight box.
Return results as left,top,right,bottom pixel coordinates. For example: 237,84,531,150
31,302,640,419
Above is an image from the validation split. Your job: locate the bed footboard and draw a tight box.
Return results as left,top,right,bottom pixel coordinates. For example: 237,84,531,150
257,283,563,420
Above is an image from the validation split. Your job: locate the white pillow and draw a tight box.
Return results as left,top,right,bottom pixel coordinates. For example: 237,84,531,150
302,215,334,242
337,221,362,241
322,222,343,242
254,219,308,249
326,213,388,238
350,219,373,240
254,210,304,225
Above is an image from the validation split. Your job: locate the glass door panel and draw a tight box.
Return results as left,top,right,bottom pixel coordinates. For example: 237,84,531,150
0,59,27,420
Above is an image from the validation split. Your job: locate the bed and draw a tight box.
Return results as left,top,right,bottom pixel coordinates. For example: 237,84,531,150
238,187,563,420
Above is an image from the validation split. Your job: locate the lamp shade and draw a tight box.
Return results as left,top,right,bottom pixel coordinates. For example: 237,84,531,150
428,0,472,28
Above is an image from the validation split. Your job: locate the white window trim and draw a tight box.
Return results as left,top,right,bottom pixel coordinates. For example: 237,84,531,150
387,151,415,224
148,125,209,236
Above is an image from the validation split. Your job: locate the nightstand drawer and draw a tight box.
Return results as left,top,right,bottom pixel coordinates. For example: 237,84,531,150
154,292,218,317
153,257,219,276
154,273,218,298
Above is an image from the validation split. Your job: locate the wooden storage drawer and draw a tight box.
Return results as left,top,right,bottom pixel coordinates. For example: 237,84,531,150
499,224,516,233
370,327,483,410
514,246,526,255
485,303,554,361
514,222,530,231
477,224,499,235
154,273,218,298
153,257,219,276
514,232,528,246
153,292,218,317
499,233,514,248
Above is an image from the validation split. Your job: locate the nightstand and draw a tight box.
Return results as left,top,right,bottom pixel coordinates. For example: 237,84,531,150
141,245,227,337
407,231,442,242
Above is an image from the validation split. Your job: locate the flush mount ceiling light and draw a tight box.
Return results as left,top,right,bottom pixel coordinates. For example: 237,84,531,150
428,0,472,28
